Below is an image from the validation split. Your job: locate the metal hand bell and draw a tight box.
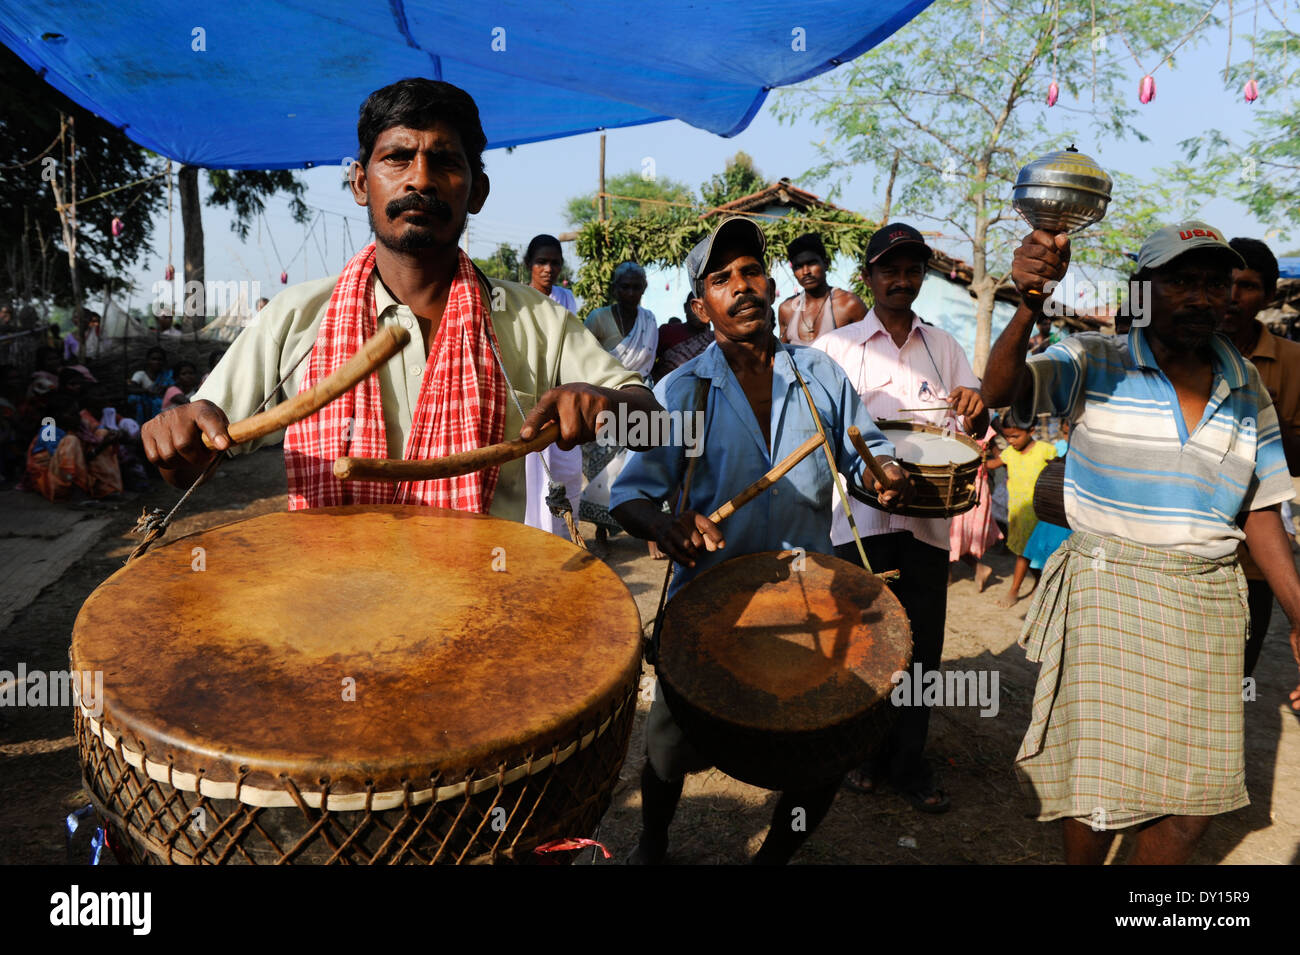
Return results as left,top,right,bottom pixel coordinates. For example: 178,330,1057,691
1012,145,1113,234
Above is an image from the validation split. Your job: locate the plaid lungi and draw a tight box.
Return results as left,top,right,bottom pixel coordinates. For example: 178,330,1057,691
1014,531,1249,830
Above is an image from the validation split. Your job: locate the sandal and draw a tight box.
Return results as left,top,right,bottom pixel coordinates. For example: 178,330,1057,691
902,784,951,814
842,769,878,795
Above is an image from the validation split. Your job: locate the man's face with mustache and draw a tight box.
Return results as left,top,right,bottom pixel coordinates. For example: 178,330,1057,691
350,122,489,255
691,245,774,344
1147,251,1232,354
864,250,926,310
1220,266,1268,339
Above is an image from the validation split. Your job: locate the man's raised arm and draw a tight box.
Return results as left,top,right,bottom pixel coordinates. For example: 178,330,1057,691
982,231,1071,408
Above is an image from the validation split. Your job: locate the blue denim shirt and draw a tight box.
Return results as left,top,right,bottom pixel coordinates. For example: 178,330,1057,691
610,341,894,598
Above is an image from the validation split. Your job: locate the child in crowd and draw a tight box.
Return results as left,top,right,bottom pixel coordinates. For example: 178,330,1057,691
162,361,200,410
128,346,172,422
987,420,1056,607
1021,419,1072,575
949,422,1004,591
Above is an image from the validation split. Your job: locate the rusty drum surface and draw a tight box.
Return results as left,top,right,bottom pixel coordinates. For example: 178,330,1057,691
72,505,643,864
657,551,912,791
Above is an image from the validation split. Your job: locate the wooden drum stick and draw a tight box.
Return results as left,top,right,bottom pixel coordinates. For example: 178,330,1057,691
201,325,411,450
706,433,825,524
335,421,559,482
847,426,892,488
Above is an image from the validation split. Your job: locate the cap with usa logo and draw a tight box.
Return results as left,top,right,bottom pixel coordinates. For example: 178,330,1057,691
1136,221,1246,271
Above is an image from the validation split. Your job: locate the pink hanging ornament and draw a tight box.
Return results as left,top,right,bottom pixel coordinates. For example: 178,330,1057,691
279,270,289,285
1047,81,1060,107
111,217,125,237
1244,79,1259,102
949,269,958,280
1139,75,1156,104
164,264,174,281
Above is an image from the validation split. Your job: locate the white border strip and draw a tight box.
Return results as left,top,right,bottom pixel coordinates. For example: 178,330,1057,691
79,697,627,812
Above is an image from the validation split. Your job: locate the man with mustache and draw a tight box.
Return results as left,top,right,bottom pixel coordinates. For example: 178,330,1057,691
144,79,659,518
610,216,910,864
778,232,867,344
1219,238,1300,681
811,222,987,814
983,222,1300,865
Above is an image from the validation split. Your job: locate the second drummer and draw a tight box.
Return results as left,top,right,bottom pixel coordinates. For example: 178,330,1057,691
610,216,910,865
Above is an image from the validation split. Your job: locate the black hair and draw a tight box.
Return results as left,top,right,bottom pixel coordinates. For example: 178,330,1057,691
524,234,562,265
34,345,58,369
145,346,166,361
357,78,487,178
1229,237,1279,297
786,232,829,263
175,360,198,376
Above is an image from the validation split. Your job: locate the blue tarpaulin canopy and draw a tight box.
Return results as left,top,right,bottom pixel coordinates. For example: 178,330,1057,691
0,1,932,169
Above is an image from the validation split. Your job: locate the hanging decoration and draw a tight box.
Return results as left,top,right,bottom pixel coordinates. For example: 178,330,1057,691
280,270,288,284
1244,78,1259,102
1139,74,1156,103
110,216,124,237
1047,0,1060,106
1244,1,1260,102
1118,3,1218,106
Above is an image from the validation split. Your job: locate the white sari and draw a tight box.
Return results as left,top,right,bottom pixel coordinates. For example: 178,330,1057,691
581,306,657,529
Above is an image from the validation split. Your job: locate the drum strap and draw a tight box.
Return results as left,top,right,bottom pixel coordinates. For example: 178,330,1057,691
787,354,875,575
647,376,711,664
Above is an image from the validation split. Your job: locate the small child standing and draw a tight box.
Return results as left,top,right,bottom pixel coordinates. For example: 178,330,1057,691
987,421,1056,608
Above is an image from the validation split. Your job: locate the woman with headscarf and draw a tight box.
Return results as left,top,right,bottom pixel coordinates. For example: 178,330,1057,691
580,261,658,544
521,234,584,540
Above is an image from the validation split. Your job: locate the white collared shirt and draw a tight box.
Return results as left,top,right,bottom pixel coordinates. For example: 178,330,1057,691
811,307,981,551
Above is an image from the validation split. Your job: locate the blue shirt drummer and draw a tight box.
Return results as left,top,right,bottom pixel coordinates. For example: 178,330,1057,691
607,215,909,866
610,339,894,599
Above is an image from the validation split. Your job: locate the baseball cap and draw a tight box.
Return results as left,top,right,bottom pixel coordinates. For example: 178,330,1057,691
685,216,767,291
1136,221,1246,271
865,222,932,264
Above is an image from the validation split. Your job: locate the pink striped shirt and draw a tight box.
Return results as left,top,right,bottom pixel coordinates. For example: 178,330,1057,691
811,308,981,552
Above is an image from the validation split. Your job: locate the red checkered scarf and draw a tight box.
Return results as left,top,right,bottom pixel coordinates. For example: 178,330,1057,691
284,243,507,511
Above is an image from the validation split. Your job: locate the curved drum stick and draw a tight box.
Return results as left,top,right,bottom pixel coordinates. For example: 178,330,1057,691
334,421,559,482
201,326,412,450
847,426,892,487
706,433,825,524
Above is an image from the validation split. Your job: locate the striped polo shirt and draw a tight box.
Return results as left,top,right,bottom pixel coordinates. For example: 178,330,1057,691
1009,327,1294,559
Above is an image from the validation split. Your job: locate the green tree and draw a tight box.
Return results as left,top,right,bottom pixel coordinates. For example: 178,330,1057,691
0,45,167,313
776,0,1213,373
565,169,695,226
473,242,525,282
1180,15,1300,238
700,151,767,207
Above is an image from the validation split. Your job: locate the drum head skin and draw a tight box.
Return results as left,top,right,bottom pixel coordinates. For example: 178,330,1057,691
660,551,910,733
879,428,979,466
72,506,643,801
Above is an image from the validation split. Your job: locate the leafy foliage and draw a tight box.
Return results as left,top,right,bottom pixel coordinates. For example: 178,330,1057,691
573,206,874,317
206,169,310,240
0,45,167,309
700,151,767,208
1179,20,1300,238
773,0,1215,369
565,169,696,226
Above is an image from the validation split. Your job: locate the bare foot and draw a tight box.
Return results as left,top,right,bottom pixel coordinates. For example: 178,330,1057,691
996,588,1020,609
975,563,993,592
649,540,667,560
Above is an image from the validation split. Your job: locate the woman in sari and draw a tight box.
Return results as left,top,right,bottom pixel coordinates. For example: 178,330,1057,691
581,261,658,544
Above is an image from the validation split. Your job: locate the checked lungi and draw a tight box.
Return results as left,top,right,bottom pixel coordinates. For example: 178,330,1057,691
1014,531,1249,830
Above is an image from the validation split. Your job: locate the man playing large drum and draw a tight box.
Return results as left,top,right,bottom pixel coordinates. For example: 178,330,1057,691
142,78,659,514
610,216,911,864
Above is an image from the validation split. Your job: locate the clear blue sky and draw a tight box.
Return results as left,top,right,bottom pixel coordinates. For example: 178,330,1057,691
122,5,1292,323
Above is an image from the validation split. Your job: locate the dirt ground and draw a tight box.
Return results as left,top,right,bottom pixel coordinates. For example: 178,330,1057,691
1,447,1297,865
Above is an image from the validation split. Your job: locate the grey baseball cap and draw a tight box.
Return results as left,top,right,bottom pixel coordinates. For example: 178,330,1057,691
685,216,767,291
1136,220,1246,271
